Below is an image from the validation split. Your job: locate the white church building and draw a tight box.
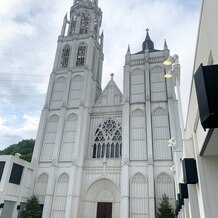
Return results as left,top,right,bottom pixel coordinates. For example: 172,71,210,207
31,0,183,217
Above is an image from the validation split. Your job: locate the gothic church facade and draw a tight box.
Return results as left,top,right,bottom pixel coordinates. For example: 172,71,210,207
32,0,183,217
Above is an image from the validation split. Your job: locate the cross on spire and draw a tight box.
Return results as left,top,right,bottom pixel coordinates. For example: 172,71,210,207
110,73,114,79
146,28,150,34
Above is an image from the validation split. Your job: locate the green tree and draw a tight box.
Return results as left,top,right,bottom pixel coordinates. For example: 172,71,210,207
21,195,42,218
0,139,35,162
157,194,174,218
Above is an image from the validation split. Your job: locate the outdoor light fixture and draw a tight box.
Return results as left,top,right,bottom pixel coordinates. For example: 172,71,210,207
164,69,173,79
168,137,176,147
163,54,179,66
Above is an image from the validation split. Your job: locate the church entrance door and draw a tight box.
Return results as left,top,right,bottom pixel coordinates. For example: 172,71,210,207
97,202,112,218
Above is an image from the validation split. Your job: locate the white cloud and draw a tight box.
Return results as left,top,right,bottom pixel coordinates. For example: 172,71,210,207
0,113,40,150
0,0,201,149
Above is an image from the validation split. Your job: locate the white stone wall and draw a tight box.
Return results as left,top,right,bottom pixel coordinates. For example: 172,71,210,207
0,156,35,218
182,0,218,217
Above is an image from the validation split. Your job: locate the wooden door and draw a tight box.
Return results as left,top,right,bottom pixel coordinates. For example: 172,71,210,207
97,202,112,218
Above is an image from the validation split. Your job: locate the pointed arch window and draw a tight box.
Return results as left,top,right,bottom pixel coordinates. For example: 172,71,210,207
152,107,171,160
76,43,86,66
131,109,146,160
156,173,175,209
52,173,69,217
130,173,148,217
92,119,122,159
34,173,48,203
61,45,70,68
80,12,89,34
40,115,59,161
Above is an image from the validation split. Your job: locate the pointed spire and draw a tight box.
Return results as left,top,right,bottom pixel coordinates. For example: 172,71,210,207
64,13,67,19
164,39,168,50
142,28,154,52
126,44,131,54
61,13,68,36
101,31,104,38
145,28,151,41
100,31,104,50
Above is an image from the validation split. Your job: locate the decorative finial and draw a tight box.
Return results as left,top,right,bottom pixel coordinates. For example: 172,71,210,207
110,73,114,79
164,39,168,50
126,44,131,54
146,28,150,34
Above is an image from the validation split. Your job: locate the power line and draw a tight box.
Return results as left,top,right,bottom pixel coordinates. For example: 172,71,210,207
0,73,50,77
0,80,48,83
0,67,51,71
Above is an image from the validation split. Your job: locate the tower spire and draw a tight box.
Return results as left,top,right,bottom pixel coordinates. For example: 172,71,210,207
164,39,168,50
126,44,131,54
142,28,154,51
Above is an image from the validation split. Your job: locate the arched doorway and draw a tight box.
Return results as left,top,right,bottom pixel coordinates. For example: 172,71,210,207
81,179,120,218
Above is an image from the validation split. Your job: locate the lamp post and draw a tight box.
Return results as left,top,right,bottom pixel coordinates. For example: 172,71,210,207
163,55,184,137
164,55,184,205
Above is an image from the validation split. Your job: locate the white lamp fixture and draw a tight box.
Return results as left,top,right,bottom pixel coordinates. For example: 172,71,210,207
168,137,176,147
163,54,179,66
164,69,173,79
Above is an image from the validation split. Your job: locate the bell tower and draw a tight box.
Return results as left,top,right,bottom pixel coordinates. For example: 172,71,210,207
51,0,104,109
32,1,104,217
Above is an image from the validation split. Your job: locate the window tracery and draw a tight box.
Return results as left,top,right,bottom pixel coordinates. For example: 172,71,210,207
92,119,122,159
60,45,70,68
76,44,86,66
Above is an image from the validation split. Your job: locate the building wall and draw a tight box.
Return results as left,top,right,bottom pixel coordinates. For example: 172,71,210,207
0,155,35,218
183,0,218,217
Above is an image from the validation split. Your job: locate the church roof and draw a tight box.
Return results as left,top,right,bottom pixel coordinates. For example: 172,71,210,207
94,74,123,107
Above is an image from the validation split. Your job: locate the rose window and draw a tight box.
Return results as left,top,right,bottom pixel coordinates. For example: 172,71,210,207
92,118,122,159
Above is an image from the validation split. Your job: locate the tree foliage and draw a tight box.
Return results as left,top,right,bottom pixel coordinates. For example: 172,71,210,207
0,139,35,162
21,195,42,218
157,194,174,218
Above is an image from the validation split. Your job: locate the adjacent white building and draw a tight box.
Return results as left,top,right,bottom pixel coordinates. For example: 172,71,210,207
31,0,183,217
177,0,218,217
0,155,35,218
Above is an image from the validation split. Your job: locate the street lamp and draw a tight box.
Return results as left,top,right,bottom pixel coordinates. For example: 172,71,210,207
164,69,173,79
163,54,179,66
163,54,184,137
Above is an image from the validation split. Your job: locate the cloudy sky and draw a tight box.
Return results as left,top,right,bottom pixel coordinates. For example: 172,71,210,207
0,0,201,149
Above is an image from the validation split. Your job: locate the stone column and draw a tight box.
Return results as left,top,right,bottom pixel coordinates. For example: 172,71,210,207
70,105,90,217
145,64,155,218
42,166,58,218
120,101,130,218
65,165,77,217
